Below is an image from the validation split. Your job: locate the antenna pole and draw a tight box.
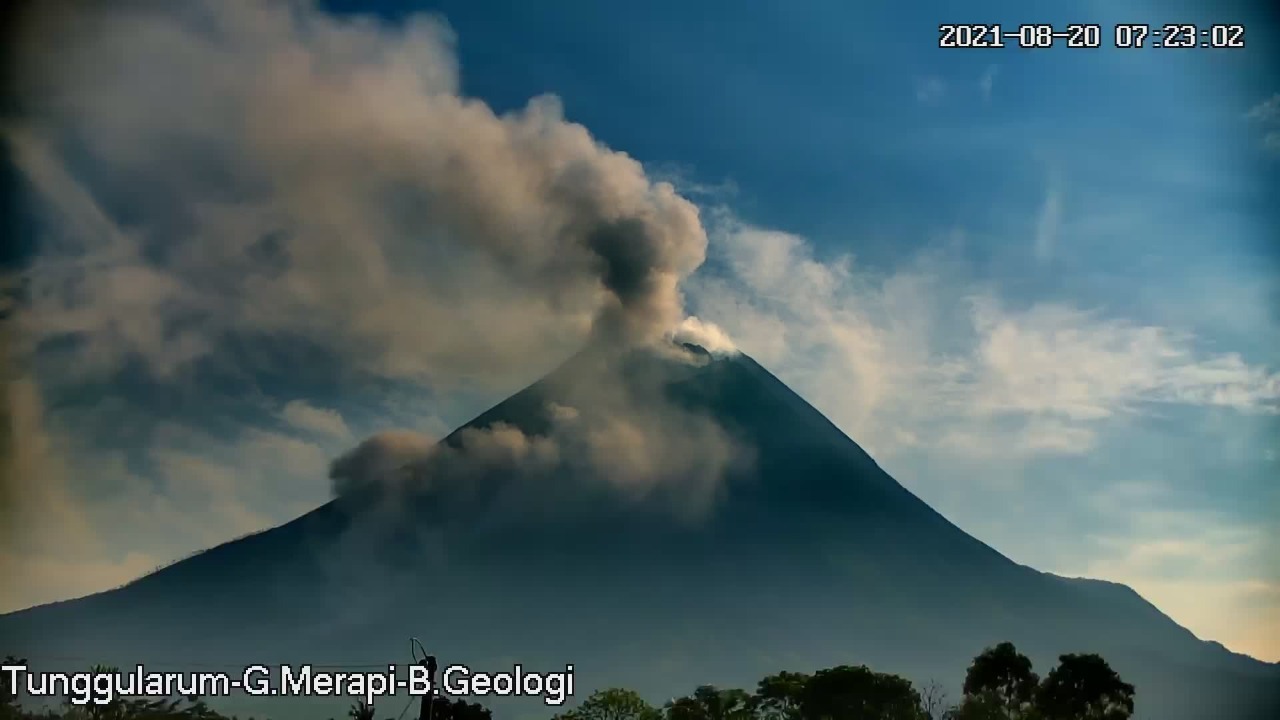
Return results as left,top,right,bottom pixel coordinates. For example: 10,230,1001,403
417,653,437,720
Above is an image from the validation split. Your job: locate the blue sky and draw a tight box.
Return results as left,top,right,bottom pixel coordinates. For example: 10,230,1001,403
2,0,1278,662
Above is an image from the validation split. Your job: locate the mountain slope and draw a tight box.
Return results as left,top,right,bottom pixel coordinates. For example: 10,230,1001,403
2,343,1277,719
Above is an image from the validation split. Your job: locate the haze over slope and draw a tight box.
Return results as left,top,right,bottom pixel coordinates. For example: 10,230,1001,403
2,342,1277,720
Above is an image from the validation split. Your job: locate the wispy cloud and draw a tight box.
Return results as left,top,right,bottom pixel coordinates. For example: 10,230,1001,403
688,214,1279,464
1245,94,1280,155
1033,180,1063,263
915,76,946,105
1245,94,1280,123
968,299,1279,419
979,65,999,102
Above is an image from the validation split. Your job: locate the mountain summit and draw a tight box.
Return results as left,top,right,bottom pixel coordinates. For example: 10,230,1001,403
2,343,1277,719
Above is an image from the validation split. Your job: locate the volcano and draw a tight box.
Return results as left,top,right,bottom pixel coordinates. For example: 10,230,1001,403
2,343,1277,719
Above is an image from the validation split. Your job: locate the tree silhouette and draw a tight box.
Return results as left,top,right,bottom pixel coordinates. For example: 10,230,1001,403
59,665,130,720
2,657,26,720
552,688,659,720
917,680,950,720
800,665,925,720
749,671,810,720
956,643,1039,719
428,698,491,720
348,701,375,720
664,686,753,720
952,692,1021,720
1035,654,1134,720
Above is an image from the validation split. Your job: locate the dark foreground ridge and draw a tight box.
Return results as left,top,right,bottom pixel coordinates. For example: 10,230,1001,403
2,343,1278,720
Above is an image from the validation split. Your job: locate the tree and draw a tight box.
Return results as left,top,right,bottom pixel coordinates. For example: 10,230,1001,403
60,664,131,720
953,692,1021,720
917,680,950,720
349,701,376,720
68,692,224,720
1,657,25,720
957,643,1039,719
429,698,491,720
664,696,704,720
800,665,925,720
664,686,753,720
554,688,660,720
1035,654,1134,720
749,672,810,720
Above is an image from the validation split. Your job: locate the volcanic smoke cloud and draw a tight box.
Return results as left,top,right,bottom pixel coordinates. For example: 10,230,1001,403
1,0,743,556
4,0,713,388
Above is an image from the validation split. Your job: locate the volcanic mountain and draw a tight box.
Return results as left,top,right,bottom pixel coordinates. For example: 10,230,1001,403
2,343,1277,719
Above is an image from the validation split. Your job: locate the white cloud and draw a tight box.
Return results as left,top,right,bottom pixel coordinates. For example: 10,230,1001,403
672,316,738,354
1245,94,1280,123
281,400,351,440
1244,94,1280,155
969,298,1280,420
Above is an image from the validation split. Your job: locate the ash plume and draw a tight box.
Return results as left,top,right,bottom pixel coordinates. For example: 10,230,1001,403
0,0,743,584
